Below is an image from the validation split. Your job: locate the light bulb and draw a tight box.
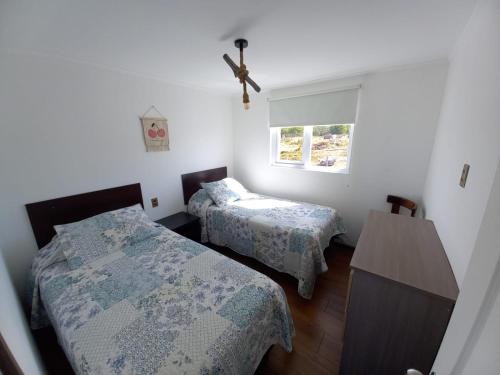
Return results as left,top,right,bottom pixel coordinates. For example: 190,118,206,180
243,102,250,110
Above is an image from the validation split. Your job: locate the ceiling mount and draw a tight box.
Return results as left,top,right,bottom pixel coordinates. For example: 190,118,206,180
234,38,248,50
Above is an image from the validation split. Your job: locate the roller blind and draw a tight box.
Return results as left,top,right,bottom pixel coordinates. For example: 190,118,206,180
269,88,359,127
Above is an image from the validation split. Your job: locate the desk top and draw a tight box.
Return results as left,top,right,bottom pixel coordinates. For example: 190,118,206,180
351,210,458,301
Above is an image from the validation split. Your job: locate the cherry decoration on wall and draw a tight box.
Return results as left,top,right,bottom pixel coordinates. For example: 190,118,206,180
147,122,166,139
140,105,169,152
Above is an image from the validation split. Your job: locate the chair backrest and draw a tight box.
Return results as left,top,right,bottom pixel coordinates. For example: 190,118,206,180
386,195,417,217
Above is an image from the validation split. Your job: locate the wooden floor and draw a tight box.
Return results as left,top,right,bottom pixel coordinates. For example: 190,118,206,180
210,243,353,375
34,242,353,375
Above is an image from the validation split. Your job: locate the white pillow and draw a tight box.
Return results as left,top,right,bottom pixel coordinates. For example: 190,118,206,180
224,178,251,199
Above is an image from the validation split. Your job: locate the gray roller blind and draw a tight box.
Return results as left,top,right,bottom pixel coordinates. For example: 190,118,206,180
269,88,359,127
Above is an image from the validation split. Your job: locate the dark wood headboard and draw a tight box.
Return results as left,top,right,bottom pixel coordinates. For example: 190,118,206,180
25,183,143,249
181,167,227,204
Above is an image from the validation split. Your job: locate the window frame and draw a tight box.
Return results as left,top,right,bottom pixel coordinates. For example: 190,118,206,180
270,124,354,174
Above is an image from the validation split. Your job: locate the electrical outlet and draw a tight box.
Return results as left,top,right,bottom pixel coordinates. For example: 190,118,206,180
151,197,159,208
459,164,470,188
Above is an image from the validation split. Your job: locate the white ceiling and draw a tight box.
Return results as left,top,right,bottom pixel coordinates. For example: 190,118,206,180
0,0,476,93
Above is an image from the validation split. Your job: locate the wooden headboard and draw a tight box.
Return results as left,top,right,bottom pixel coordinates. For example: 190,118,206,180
25,183,143,249
181,167,227,204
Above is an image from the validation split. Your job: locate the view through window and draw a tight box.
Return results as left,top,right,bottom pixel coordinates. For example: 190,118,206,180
278,126,304,162
275,124,352,172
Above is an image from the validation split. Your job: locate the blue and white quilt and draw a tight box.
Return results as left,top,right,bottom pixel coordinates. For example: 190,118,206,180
188,190,345,299
30,210,294,375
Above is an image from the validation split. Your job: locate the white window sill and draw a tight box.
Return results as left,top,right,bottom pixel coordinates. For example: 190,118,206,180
270,162,349,174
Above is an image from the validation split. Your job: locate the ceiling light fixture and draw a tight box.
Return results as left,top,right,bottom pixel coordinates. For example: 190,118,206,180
223,39,261,110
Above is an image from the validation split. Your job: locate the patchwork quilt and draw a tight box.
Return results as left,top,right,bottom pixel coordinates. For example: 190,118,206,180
188,192,345,299
30,226,294,375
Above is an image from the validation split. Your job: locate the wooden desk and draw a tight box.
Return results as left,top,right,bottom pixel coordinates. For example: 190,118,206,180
340,210,458,375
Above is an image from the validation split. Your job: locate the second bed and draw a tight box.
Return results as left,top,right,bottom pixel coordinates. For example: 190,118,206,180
183,167,346,299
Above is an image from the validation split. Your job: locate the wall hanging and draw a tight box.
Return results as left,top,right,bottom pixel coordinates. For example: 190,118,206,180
140,105,169,152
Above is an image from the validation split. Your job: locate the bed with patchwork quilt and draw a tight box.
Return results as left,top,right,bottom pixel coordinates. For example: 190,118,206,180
29,204,294,375
187,178,346,299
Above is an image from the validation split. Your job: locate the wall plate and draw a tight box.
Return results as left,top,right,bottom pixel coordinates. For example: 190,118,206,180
151,197,159,207
459,164,470,188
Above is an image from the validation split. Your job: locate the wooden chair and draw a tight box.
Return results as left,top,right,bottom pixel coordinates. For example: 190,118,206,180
387,195,417,217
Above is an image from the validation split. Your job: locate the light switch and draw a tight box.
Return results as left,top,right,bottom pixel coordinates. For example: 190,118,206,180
151,197,159,207
459,164,470,188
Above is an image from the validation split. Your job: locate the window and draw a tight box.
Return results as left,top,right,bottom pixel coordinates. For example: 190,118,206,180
271,124,353,173
278,126,304,163
310,125,351,171
268,86,359,174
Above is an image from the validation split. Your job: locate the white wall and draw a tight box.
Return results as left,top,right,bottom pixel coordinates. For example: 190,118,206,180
460,256,500,375
422,0,500,285
0,52,233,293
432,159,500,375
232,62,448,245
424,1,500,373
0,251,45,374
